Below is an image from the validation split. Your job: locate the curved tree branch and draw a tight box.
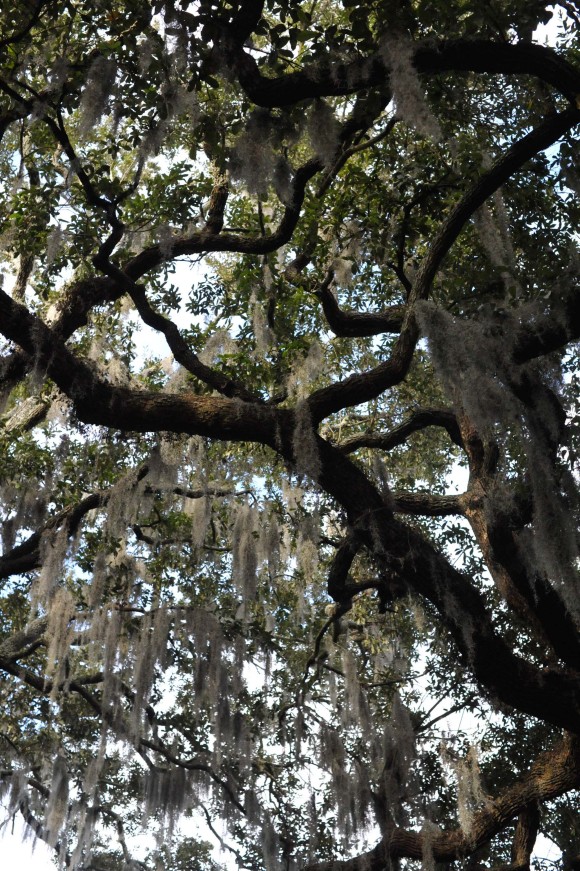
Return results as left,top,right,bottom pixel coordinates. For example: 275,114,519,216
223,38,580,107
392,491,464,516
314,277,406,338
2,282,580,730
307,106,580,423
338,407,463,453
303,735,579,870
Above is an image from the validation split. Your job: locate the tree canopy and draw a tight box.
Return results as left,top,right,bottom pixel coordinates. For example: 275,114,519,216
1,1,580,869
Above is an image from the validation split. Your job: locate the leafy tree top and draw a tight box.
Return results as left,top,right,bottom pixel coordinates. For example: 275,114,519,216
0,1,579,869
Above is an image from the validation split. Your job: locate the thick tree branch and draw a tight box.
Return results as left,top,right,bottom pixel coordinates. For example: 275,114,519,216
0,492,104,582
228,0,265,45
339,407,463,453
0,467,240,583
0,287,278,444
0,275,122,405
326,534,361,606
224,39,580,107
307,437,580,733
512,284,580,363
124,158,321,276
303,735,579,870
202,175,229,235
405,107,580,317
118,279,263,403
392,491,464,516
2,285,580,731
510,802,540,870
314,277,406,338
307,107,580,423
0,617,48,659
459,412,580,671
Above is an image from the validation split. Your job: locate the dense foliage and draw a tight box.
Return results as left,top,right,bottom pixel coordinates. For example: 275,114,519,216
1,1,580,869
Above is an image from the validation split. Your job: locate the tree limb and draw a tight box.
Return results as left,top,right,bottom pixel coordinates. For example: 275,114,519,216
392,491,465,516
223,38,580,108
338,407,463,453
303,735,579,869
314,277,406,338
307,106,580,423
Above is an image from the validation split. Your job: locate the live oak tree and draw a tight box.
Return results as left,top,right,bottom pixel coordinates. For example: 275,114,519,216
0,0,579,869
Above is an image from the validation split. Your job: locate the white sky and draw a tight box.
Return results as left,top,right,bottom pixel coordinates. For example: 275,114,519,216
0,818,54,870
